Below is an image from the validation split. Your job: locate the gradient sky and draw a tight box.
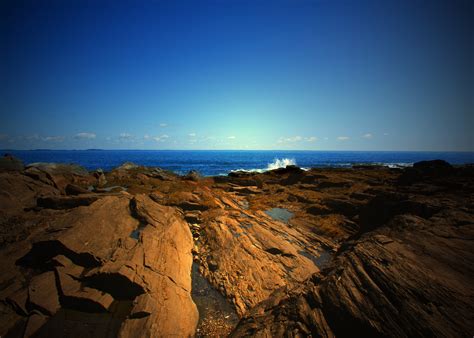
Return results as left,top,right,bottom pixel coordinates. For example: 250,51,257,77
1,0,473,151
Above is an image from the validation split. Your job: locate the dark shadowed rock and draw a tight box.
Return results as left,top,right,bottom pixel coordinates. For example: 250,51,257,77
0,154,24,171
398,159,454,185
271,165,304,175
65,183,90,195
413,159,453,172
56,269,114,312
28,271,61,316
37,195,99,209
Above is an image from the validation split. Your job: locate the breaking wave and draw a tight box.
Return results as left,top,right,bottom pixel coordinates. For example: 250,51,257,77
229,158,302,174
266,158,296,170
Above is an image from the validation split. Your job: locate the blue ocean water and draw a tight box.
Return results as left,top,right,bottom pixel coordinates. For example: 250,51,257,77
3,150,474,176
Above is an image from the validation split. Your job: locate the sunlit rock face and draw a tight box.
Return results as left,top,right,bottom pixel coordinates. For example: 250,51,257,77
0,158,473,337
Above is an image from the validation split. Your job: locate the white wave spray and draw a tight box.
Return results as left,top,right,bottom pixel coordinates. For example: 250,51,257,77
229,158,299,174
266,158,297,170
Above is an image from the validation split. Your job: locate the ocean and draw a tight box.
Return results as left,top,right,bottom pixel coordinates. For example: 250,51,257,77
3,150,474,176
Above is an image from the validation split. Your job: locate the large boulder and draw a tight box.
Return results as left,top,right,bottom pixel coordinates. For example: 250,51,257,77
4,195,198,337
398,159,454,185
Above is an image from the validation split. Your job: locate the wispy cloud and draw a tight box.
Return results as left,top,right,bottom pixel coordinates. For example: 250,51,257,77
228,135,236,139
305,136,317,142
362,133,373,139
43,136,65,142
26,134,40,141
159,123,168,127
337,136,349,141
75,132,96,139
188,133,196,137
277,136,302,144
119,133,133,140
383,132,389,136
153,134,169,142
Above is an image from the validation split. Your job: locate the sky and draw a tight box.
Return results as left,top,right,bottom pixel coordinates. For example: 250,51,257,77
1,0,473,151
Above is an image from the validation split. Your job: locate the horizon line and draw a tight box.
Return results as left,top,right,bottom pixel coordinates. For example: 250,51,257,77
1,148,474,153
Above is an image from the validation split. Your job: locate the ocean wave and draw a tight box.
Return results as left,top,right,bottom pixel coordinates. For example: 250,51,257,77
266,158,296,170
229,158,299,174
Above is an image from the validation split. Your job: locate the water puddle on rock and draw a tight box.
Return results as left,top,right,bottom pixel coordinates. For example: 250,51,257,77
100,185,128,192
298,249,333,269
129,224,147,240
265,208,294,223
191,263,239,337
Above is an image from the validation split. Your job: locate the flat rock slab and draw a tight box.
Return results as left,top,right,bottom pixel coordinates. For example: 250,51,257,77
28,271,61,316
57,269,114,313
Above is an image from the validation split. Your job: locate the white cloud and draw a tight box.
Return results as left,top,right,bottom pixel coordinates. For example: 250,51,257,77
228,136,236,139
305,136,317,142
337,136,349,141
159,123,168,127
119,133,133,140
188,133,196,137
75,132,96,139
153,134,169,142
42,136,64,142
362,133,373,139
277,136,302,144
26,134,40,141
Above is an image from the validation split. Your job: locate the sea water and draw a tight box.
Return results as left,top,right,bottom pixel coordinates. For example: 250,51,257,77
4,150,473,176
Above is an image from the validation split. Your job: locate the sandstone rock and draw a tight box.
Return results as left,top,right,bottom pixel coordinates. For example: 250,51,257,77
184,211,202,224
26,162,89,176
93,169,108,187
65,183,90,195
183,170,201,181
56,269,114,312
0,160,472,337
24,312,48,337
232,169,474,338
0,172,59,215
229,186,260,195
116,162,139,170
28,271,61,316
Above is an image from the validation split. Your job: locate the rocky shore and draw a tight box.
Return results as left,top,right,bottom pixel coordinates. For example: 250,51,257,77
0,155,472,337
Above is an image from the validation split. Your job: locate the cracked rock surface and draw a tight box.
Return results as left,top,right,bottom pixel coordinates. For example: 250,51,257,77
0,158,473,337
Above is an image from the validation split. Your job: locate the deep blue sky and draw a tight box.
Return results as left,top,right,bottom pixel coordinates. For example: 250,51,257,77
1,0,472,150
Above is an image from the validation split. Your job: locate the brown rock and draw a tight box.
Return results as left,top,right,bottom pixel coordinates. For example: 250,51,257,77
37,195,99,209
65,183,90,195
28,271,61,316
56,269,114,312
24,312,48,337
1,160,472,337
